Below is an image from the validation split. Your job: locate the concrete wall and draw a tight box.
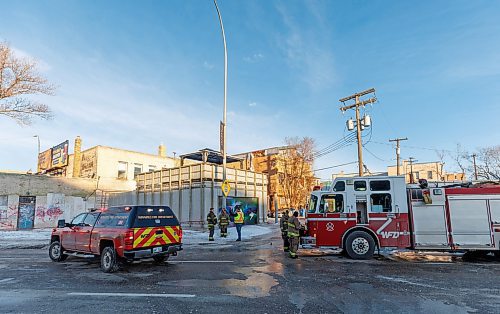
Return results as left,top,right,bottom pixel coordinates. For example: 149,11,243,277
109,181,268,226
0,172,135,196
0,193,94,230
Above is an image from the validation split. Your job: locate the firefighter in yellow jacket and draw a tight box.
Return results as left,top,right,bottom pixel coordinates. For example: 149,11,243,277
280,210,290,252
287,211,301,258
207,208,217,241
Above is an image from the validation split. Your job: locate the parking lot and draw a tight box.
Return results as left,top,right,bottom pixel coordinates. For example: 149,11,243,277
0,227,499,313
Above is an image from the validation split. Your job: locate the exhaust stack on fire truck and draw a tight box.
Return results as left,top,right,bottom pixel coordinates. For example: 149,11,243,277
301,176,500,259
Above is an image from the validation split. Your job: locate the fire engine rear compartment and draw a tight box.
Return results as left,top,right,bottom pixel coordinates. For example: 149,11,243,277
407,188,499,252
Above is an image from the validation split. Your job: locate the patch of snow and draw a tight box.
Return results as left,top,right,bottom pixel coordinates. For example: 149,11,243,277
0,224,275,249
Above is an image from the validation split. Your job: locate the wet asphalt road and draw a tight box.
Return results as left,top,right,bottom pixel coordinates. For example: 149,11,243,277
0,226,499,314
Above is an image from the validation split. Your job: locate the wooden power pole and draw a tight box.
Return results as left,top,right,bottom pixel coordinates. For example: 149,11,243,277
389,137,408,176
408,157,417,183
472,153,478,180
339,88,377,176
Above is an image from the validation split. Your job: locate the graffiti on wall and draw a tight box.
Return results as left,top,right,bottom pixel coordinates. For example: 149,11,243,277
18,196,36,229
35,205,64,222
0,203,18,230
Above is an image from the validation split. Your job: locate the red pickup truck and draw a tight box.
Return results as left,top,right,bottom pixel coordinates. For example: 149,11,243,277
49,205,183,272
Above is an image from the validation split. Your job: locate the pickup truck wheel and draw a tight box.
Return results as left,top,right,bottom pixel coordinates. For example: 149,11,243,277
345,231,375,260
49,241,68,262
153,254,169,264
101,247,118,273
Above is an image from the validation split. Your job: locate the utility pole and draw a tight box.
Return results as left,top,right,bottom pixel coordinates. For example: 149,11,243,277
389,137,408,176
472,153,478,180
213,0,228,211
339,88,377,176
408,157,417,183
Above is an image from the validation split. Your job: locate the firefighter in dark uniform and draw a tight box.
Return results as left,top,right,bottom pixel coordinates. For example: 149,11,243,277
280,209,290,252
287,211,301,259
207,208,217,241
218,208,229,238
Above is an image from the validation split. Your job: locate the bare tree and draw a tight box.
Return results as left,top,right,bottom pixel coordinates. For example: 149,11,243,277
474,145,500,180
278,137,316,209
0,42,54,125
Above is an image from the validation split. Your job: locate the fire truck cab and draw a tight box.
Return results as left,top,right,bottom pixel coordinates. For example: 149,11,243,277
301,175,500,260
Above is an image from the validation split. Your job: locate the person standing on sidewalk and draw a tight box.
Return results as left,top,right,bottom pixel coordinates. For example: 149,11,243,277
233,206,244,241
280,209,290,252
207,208,217,241
287,211,301,258
218,208,229,238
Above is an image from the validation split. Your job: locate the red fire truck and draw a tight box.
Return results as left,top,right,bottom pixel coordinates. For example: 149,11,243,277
301,176,500,259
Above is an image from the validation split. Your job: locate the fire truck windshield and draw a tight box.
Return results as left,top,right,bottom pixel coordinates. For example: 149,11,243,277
308,195,318,213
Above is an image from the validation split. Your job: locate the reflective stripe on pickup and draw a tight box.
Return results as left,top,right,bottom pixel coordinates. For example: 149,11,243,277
133,226,181,249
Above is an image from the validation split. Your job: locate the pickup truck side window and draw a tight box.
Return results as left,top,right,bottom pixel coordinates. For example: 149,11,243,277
83,212,100,227
95,213,130,228
71,213,87,226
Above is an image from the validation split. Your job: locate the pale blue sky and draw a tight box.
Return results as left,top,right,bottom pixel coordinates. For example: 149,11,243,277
1,0,499,179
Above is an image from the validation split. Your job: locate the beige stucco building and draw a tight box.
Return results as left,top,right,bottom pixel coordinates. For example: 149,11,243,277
387,161,465,183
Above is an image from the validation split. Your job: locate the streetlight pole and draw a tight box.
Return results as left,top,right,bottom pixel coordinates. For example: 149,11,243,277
33,135,40,173
213,0,228,211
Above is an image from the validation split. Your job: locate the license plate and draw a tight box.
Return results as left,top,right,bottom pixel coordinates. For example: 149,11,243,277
153,247,162,253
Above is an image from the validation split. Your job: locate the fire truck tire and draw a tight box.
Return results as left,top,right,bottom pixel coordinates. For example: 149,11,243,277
345,231,375,260
101,246,119,273
49,241,68,262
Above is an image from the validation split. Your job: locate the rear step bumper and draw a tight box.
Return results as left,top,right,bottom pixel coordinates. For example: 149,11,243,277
124,244,183,260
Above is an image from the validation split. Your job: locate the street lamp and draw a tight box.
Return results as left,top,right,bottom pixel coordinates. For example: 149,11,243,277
33,135,40,173
213,0,228,211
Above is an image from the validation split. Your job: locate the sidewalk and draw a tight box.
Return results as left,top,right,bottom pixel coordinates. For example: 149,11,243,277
0,224,277,249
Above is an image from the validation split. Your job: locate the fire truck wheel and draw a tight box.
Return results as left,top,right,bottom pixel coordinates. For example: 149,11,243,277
49,241,68,262
101,246,119,273
345,231,375,260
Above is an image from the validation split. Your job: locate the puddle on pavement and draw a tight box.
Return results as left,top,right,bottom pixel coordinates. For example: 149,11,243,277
222,271,278,299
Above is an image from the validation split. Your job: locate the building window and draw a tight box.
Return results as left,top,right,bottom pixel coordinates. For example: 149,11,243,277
427,171,433,179
117,162,128,179
414,172,420,180
148,165,157,172
134,163,143,178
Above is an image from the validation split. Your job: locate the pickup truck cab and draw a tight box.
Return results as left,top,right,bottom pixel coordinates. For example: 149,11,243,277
49,205,183,272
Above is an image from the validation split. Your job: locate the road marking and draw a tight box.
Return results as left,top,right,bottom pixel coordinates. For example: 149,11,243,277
68,292,195,298
169,260,234,263
0,278,14,283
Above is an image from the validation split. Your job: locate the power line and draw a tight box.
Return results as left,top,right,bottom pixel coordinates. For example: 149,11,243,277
314,132,357,159
314,131,356,156
313,161,358,172
371,140,454,153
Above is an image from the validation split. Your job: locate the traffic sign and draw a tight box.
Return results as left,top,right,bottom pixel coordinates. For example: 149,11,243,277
221,180,230,197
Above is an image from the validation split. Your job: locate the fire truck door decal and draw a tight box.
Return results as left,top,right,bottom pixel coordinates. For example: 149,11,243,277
376,218,404,239
326,222,334,232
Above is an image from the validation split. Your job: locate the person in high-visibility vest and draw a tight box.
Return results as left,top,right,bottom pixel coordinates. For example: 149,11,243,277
218,208,230,238
287,211,301,258
233,206,244,241
207,208,217,241
280,209,290,252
